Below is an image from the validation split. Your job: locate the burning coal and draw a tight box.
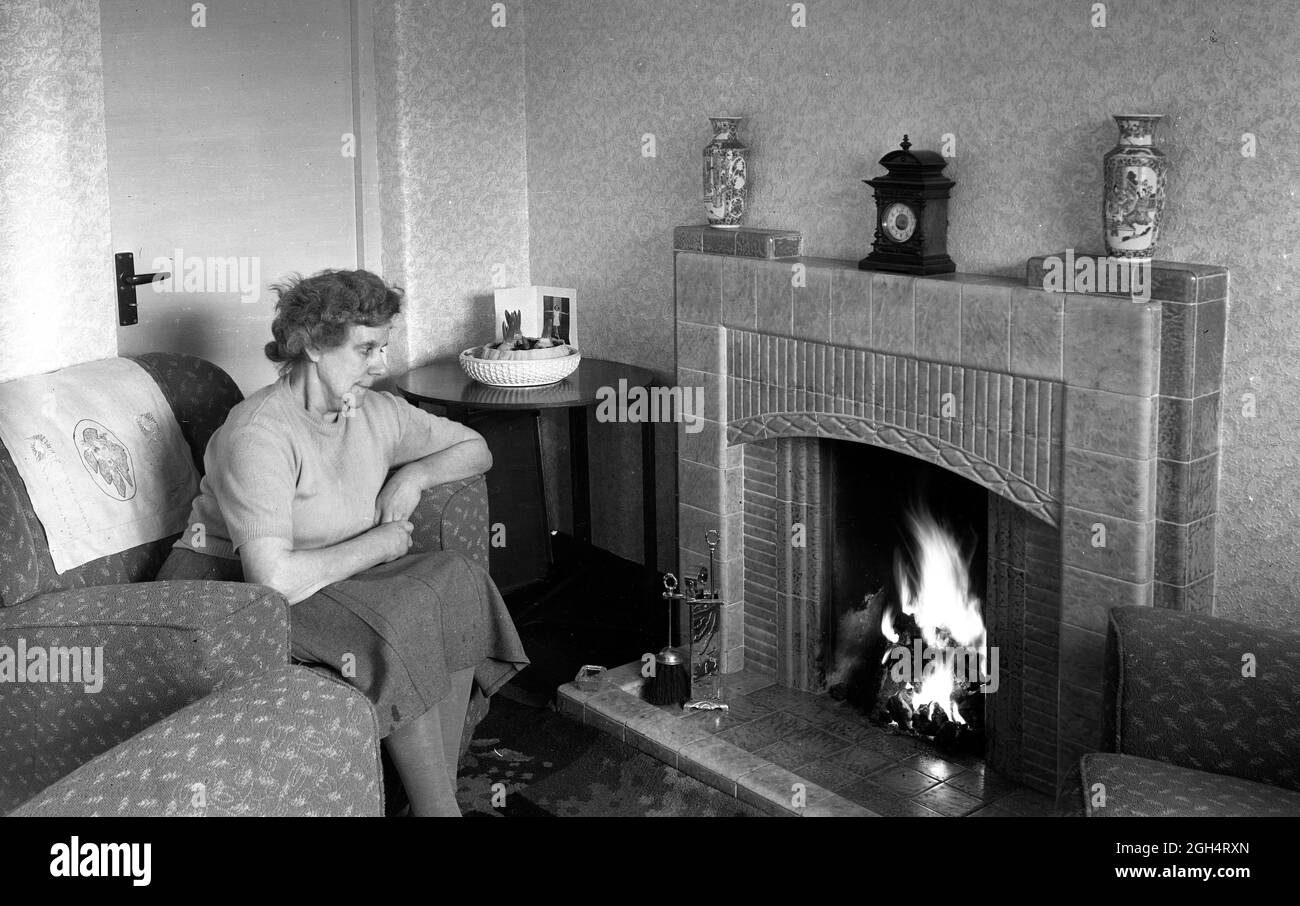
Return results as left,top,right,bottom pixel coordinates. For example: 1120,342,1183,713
828,503,991,755
879,506,990,752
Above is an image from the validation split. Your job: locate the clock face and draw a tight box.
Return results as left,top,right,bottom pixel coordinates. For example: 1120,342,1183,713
881,202,917,243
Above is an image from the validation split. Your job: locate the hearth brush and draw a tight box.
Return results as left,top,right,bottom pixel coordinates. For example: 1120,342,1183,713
643,573,690,706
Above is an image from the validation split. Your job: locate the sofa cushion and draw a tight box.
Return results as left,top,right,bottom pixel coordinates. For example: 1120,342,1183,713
1070,752,1300,817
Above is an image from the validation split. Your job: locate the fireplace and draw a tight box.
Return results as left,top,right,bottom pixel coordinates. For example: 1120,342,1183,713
673,226,1228,794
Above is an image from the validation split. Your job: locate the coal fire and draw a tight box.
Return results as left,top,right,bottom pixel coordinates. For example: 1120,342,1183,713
829,505,991,756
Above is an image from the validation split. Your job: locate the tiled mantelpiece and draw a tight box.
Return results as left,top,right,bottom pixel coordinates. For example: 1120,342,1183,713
1026,253,1228,613
673,226,1228,792
673,224,802,259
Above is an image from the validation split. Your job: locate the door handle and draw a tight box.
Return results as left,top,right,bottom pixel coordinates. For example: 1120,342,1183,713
115,252,171,326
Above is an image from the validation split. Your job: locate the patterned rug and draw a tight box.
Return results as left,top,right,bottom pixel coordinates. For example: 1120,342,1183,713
455,695,763,817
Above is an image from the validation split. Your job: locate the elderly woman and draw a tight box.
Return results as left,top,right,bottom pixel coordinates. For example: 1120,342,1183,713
156,268,528,817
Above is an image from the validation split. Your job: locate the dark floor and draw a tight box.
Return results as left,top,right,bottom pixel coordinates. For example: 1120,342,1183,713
500,531,661,704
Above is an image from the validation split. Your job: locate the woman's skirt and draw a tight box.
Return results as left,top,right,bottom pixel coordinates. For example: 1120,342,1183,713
155,547,529,738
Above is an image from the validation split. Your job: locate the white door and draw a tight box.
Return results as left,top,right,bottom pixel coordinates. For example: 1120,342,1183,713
102,0,360,394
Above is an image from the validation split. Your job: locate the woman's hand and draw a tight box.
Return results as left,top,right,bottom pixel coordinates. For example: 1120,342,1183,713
374,465,425,524
370,519,414,562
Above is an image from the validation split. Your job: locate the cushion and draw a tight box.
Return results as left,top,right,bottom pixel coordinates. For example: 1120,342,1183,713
1071,752,1300,817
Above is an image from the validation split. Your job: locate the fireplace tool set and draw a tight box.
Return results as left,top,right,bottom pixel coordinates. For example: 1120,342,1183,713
644,530,727,710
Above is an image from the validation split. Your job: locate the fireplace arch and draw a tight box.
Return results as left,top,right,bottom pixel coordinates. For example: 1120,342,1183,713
728,410,1060,529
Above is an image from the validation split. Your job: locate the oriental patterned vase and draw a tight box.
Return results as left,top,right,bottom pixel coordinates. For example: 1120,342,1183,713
703,116,748,228
1103,114,1169,259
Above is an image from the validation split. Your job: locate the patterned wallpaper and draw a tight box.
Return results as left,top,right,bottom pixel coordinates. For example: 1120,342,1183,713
0,0,116,382
373,0,531,370
522,0,1300,628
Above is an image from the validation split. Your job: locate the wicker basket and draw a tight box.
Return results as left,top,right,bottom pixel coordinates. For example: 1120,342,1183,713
458,346,581,387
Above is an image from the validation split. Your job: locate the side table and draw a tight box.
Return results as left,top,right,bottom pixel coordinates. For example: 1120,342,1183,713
396,358,659,580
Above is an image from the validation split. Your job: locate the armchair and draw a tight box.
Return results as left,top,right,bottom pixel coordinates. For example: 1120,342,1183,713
1,352,493,816
1056,606,1300,817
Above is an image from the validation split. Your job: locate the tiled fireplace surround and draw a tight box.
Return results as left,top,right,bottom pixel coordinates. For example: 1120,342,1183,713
673,226,1228,794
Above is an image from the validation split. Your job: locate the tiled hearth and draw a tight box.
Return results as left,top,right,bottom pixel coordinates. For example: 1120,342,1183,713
671,225,1229,796
557,665,1055,816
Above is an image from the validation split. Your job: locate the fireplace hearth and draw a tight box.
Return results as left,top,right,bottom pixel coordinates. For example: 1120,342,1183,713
674,225,1228,794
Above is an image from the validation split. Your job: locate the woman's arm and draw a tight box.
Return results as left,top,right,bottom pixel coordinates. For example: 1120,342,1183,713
225,409,490,601
399,434,492,488
239,521,413,605
251,435,491,601
374,434,492,524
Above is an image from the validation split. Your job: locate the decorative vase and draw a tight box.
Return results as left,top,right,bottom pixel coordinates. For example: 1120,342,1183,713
1103,114,1169,259
703,116,748,228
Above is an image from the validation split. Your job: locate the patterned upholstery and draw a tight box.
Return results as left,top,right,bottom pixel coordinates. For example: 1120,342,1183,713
409,474,490,568
1057,606,1300,816
1105,607,1300,790
0,580,288,813
1061,753,1300,817
10,665,382,817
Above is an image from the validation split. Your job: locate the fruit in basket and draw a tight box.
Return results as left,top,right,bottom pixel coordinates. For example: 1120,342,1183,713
478,309,573,360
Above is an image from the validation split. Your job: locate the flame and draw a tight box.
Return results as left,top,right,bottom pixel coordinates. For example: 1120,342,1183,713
897,509,983,650
882,507,986,726
881,604,899,644
911,649,966,726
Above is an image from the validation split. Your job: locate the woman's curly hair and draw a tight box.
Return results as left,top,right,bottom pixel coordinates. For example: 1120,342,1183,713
264,269,403,377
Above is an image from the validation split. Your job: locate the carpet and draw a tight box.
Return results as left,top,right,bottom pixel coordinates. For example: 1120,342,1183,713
455,695,764,817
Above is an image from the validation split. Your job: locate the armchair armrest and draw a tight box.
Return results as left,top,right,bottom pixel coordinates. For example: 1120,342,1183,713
0,580,289,813
407,474,490,569
405,473,494,759
1105,606,1300,792
9,665,382,816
